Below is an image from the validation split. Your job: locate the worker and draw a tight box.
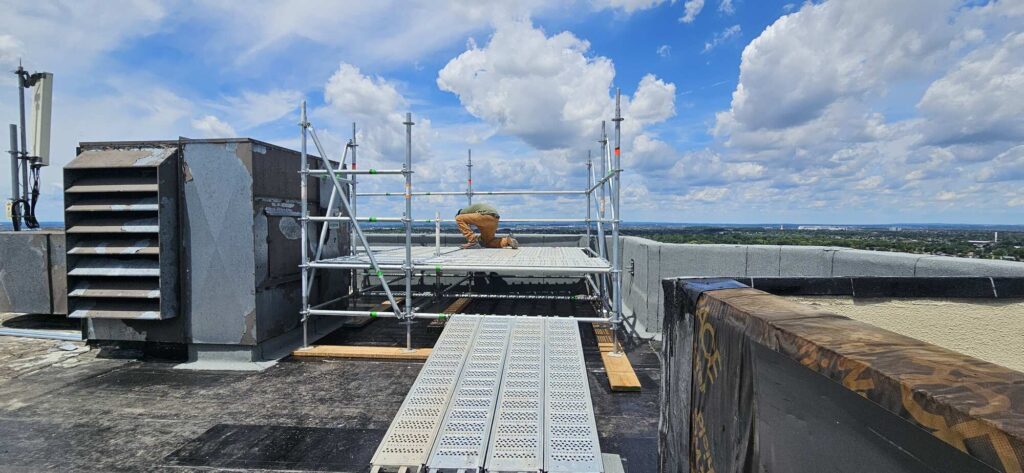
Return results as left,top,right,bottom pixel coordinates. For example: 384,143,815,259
455,203,519,249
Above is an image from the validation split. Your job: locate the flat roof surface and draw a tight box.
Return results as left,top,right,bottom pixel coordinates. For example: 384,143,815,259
0,318,659,472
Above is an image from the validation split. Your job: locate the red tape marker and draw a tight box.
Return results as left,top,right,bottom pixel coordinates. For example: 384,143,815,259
614,147,621,156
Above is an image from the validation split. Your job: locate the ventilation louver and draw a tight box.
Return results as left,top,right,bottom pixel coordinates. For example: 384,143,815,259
63,146,179,320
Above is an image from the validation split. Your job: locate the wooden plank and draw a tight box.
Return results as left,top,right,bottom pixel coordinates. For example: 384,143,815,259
292,345,432,360
592,324,642,392
592,323,616,352
443,297,472,314
343,297,404,328
430,297,472,327
600,351,642,392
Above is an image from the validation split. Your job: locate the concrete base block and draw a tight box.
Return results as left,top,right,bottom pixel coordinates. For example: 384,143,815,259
177,344,276,371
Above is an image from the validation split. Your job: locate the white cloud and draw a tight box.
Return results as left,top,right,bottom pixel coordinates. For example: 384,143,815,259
318,62,430,170
718,0,735,15
325,64,407,120
687,186,728,202
680,0,704,23
976,145,1024,182
591,0,670,13
216,89,303,130
0,35,22,68
438,21,612,149
0,1,165,72
191,115,237,138
628,74,677,124
702,25,741,53
668,150,766,186
438,21,675,151
657,44,672,57
917,32,1024,146
187,0,579,68
717,0,957,134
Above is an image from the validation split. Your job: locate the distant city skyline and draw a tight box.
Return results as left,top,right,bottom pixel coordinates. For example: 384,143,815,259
1,0,1021,224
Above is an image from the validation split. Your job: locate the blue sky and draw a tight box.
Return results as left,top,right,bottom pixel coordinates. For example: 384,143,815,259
1,0,1022,224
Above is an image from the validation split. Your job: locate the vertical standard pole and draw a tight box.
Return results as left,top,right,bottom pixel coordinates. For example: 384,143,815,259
8,124,19,231
585,150,593,249
299,102,310,348
611,89,624,355
403,113,415,350
596,122,609,303
435,211,441,256
466,149,473,206
350,122,360,295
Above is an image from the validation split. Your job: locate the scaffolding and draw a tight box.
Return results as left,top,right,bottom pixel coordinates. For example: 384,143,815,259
298,91,626,353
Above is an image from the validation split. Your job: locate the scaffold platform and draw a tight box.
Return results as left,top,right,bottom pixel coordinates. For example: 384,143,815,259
314,246,611,274
370,315,604,473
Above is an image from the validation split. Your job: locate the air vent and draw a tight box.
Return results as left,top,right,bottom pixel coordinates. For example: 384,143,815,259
63,146,179,320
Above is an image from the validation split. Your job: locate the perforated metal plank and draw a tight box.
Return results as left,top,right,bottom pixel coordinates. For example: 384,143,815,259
322,246,611,273
485,317,546,472
427,317,513,471
544,318,604,472
370,316,481,472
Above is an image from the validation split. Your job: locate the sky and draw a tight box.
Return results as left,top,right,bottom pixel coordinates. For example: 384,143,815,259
0,0,1022,224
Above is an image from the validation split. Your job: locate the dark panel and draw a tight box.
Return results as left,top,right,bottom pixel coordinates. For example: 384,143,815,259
993,277,1024,298
753,342,996,473
749,276,854,295
163,424,384,472
660,279,1024,473
851,276,995,298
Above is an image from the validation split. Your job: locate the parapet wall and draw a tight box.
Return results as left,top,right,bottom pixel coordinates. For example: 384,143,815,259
660,279,1024,472
618,236,1024,333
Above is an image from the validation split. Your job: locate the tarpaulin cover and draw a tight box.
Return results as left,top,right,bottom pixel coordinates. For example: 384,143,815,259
660,278,1024,473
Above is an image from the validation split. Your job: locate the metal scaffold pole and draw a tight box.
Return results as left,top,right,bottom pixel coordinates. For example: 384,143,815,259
611,89,624,355
585,150,593,250
306,124,403,317
299,102,310,348
403,113,415,351
467,149,473,206
350,122,360,295
595,122,609,312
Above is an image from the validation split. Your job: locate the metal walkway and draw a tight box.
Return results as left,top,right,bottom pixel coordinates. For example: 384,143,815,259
314,247,612,275
370,315,604,473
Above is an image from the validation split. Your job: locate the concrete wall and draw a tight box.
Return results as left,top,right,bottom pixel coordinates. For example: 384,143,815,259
617,236,1024,333
0,231,67,315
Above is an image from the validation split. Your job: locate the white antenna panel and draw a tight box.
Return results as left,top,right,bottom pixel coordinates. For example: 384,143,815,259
31,72,53,166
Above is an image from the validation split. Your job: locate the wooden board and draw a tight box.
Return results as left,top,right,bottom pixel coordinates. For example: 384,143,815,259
592,324,642,392
292,345,432,361
343,297,404,328
430,297,473,327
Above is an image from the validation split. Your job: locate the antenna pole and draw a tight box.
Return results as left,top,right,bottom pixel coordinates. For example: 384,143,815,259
8,124,19,231
16,66,29,206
